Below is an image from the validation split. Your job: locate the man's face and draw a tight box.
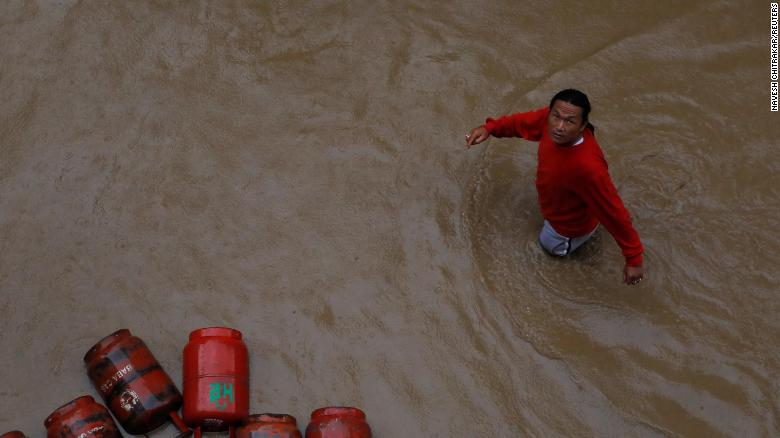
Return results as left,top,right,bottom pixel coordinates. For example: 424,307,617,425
548,100,586,146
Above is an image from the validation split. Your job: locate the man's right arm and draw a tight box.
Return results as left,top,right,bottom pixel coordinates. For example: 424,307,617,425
466,107,549,148
484,107,549,140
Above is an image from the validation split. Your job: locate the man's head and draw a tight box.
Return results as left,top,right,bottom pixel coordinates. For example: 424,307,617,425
547,89,593,146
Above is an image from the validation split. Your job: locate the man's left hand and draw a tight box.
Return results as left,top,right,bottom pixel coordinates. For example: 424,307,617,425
624,264,644,286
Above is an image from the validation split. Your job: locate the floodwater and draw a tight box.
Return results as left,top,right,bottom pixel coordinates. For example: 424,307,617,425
1,1,777,436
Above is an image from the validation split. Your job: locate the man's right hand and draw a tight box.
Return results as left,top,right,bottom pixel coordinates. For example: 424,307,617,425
466,126,490,148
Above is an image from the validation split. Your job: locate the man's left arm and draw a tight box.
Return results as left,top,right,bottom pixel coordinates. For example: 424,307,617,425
577,169,645,285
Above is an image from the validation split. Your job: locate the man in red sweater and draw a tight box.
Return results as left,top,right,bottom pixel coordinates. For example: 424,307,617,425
466,89,644,285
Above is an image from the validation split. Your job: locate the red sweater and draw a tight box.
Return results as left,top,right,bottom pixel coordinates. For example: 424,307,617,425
485,107,644,266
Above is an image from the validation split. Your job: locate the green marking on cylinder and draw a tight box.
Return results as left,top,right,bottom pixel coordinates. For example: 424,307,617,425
209,382,235,411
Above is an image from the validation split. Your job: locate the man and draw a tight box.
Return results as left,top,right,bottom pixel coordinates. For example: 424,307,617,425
466,89,644,285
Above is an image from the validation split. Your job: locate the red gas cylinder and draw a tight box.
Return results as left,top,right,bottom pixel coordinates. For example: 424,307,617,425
183,327,249,438
0,431,29,438
305,407,371,438
84,329,191,437
44,395,122,438
237,414,302,438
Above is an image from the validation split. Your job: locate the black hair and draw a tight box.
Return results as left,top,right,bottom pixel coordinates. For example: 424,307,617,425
549,88,595,133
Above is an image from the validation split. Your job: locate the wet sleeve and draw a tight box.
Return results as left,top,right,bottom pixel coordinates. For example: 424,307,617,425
484,107,549,141
577,168,644,266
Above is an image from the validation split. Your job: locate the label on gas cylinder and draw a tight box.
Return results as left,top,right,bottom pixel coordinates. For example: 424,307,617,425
99,363,134,395
77,425,104,438
208,382,235,411
118,389,141,412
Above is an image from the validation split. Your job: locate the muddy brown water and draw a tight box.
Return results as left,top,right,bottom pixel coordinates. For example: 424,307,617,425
1,1,778,436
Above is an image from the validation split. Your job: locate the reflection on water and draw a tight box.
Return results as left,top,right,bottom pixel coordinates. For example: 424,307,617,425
0,1,777,436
